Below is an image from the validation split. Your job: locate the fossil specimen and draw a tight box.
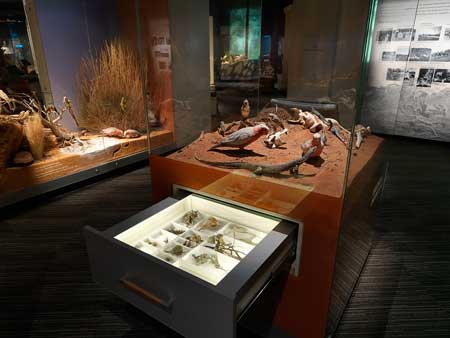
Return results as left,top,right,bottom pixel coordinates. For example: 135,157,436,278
161,255,175,263
224,224,258,245
182,233,203,248
182,210,200,226
192,253,225,271
198,217,220,231
206,234,245,260
164,245,185,257
144,238,159,247
166,225,185,235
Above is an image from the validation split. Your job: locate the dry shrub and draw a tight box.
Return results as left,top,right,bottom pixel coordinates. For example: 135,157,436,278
23,114,44,160
78,40,146,132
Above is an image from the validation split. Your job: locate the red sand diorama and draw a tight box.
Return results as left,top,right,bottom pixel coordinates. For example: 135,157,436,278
169,123,383,198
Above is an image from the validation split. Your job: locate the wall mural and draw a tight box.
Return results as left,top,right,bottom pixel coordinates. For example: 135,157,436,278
362,0,450,141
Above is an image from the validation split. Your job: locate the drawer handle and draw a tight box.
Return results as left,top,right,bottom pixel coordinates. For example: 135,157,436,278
120,277,173,311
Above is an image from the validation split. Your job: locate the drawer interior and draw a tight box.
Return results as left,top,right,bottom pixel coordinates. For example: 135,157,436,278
114,195,281,285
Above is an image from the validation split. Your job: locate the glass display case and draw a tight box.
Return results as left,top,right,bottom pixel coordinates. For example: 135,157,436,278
83,0,386,338
0,0,175,206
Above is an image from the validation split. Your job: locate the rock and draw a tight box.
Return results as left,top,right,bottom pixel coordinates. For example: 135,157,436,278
124,129,142,138
23,114,44,160
101,127,124,138
13,151,34,165
0,121,24,171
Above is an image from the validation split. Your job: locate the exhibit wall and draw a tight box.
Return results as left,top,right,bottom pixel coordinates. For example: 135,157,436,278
362,0,450,141
33,0,118,131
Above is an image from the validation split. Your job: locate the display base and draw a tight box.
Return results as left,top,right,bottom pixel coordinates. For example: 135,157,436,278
0,129,173,194
150,130,384,338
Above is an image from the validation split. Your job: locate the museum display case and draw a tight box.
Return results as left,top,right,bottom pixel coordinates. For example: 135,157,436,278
84,0,386,338
0,0,175,206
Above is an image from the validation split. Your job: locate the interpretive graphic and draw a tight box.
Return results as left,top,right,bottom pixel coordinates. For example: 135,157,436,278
396,47,409,61
392,28,415,41
431,49,450,61
382,51,396,61
417,24,442,41
444,27,450,40
403,69,416,85
362,0,450,141
377,29,393,42
386,68,404,81
409,48,431,61
416,68,434,87
433,69,450,82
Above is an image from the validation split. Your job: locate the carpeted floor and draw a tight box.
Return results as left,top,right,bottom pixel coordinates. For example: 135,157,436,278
334,136,450,338
1,136,449,338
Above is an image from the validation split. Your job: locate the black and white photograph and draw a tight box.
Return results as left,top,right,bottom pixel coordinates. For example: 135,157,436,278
416,68,434,87
417,25,442,41
386,68,404,81
392,28,415,41
433,69,450,83
382,51,396,61
431,49,450,62
409,48,431,62
395,47,409,61
403,69,416,85
377,29,392,42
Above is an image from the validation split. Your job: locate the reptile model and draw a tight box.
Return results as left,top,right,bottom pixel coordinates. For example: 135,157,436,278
195,147,316,176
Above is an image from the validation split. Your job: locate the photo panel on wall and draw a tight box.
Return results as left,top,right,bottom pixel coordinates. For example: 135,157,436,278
417,68,435,87
433,69,450,83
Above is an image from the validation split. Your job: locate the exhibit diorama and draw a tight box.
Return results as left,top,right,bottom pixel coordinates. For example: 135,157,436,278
1,0,448,338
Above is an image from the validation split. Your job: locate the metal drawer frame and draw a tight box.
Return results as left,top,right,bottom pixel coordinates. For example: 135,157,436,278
84,191,299,338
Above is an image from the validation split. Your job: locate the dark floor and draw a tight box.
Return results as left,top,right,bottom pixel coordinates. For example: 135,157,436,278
335,136,450,338
1,136,449,338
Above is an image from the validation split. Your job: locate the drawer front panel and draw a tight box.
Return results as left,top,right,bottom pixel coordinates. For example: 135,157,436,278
84,226,235,338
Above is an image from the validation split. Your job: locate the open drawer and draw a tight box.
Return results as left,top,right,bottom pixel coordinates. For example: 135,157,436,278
84,193,298,338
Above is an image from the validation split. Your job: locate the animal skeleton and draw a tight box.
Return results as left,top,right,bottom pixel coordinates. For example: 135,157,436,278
288,108,327,132
264,128,288,148
355,124,371,149
0,91,83,147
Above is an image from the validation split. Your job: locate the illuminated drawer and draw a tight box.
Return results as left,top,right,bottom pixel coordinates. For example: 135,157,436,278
84,193,297,338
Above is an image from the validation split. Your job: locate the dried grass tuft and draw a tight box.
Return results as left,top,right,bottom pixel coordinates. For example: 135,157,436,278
78,40,146,132
23,114,44,160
